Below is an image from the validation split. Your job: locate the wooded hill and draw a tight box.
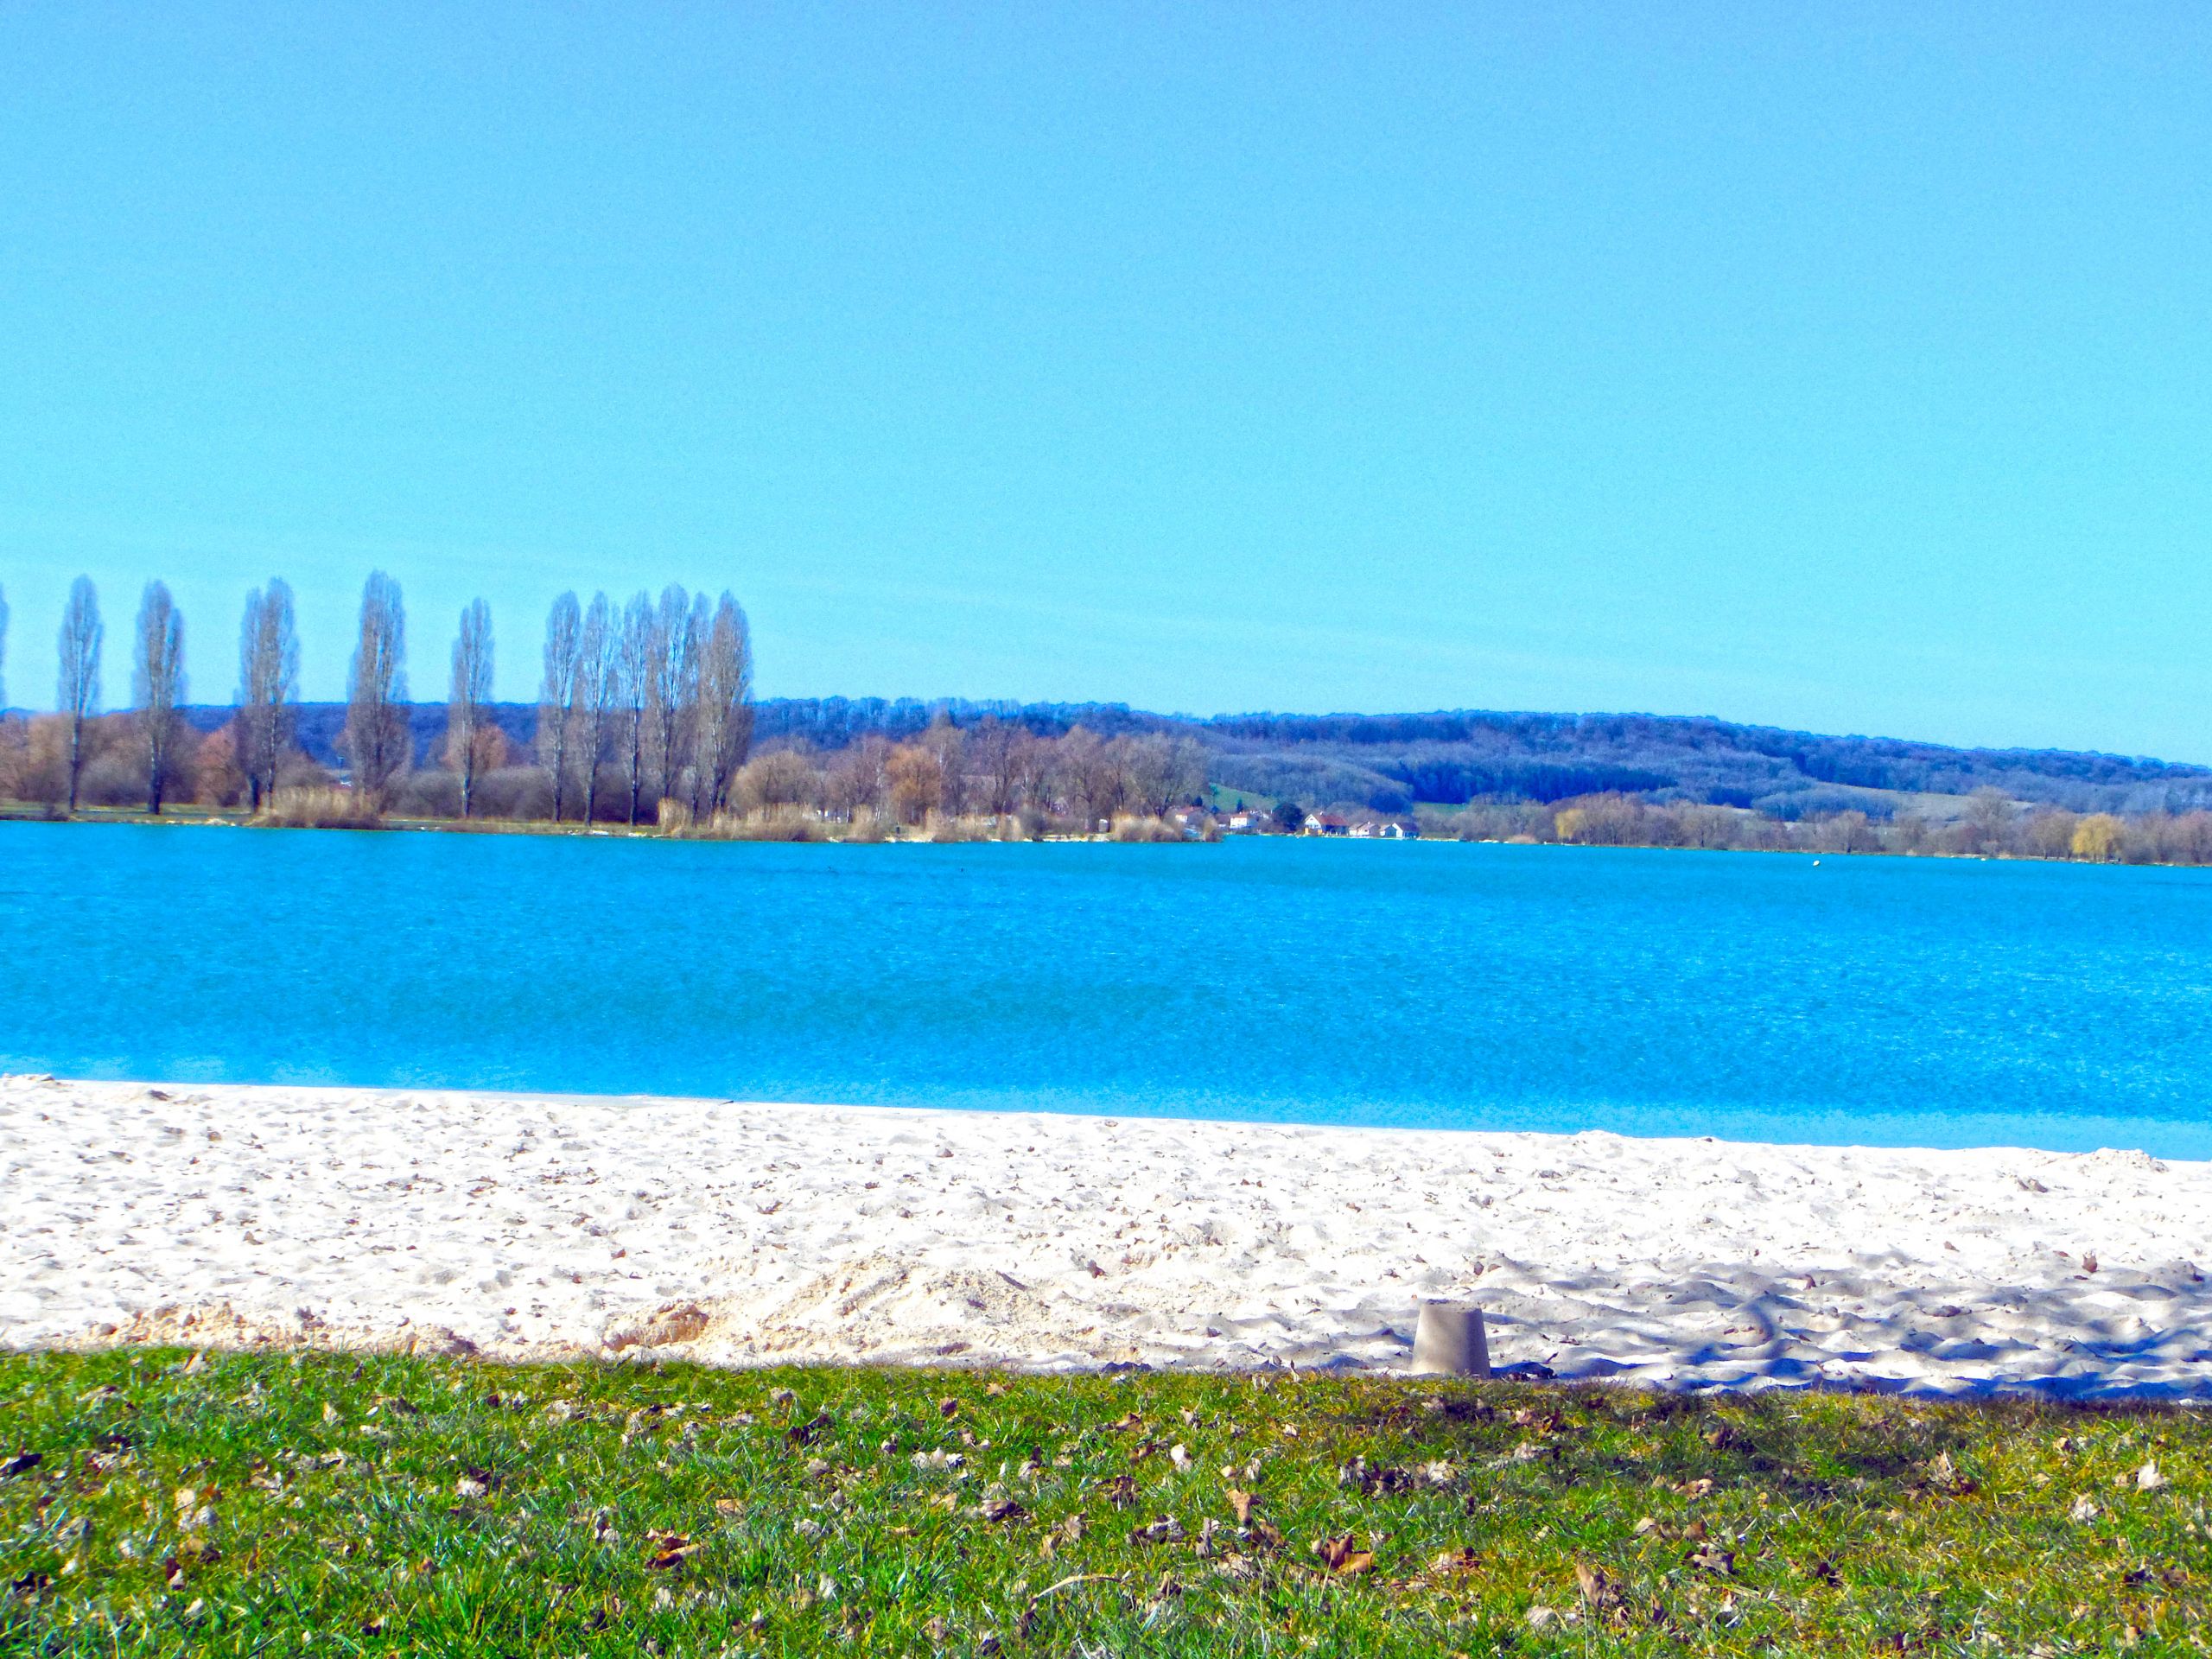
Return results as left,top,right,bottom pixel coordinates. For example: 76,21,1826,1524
175,699,2212,819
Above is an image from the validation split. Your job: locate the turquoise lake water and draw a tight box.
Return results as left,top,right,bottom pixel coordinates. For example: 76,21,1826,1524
2,823,2209,1157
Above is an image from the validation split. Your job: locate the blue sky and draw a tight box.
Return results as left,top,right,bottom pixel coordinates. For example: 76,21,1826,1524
3,4,2208,759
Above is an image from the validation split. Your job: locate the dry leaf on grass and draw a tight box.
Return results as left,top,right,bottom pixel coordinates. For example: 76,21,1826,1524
1688,1544,1736,1577
1313,1535,1375,1576
646,1534,702,1571
1574,1560,1617,1608
1227,1488,1255,1525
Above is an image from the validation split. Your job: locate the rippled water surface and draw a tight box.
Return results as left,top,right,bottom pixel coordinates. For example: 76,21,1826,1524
3,823,2209,1155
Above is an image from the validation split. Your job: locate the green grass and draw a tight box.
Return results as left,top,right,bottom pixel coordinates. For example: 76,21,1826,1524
2,1351,2206,1655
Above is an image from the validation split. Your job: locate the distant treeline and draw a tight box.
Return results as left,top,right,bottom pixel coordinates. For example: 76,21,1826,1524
1420,791,2212,867
5,571,2212,853
129,696,2212,821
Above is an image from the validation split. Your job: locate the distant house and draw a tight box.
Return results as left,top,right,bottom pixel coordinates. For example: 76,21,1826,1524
1224,810,1265,833
1338,815,1417,839
1302,812,1350,836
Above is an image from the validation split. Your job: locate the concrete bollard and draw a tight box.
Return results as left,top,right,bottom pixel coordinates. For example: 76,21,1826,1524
1410,1302,1491,1377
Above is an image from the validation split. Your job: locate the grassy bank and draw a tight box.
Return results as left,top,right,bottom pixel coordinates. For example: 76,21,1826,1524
2,1351,2205,1655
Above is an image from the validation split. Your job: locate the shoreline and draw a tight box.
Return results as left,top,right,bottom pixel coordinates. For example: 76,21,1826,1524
5,1075,2209,1399
6,805,2210,872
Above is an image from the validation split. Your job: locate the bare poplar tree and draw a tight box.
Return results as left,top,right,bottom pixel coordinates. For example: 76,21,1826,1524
341,571,410,807
692,592,754,814
57,576,103,813
133,582,187,814
537,592,582,823
574,593,619,824
650,584,696,808
236,579,299,810
0,582,10,711
617,591,654,824
448,598,494,818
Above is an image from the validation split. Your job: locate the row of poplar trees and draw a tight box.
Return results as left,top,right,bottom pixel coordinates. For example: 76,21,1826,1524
6,572,753,821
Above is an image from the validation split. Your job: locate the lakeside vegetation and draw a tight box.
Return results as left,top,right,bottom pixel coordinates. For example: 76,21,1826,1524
4,573,2212,860
3,1348,2205,1656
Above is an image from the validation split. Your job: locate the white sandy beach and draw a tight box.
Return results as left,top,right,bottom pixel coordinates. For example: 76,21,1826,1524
3,1074,2208,1399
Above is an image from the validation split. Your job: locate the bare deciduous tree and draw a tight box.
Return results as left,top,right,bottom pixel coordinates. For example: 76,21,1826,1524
236,579,299,810
964,716,1021,816
1123,734,1206,817
133,582,187,814
575,593,618,824
823,734,891,820
57,576,102,813
341,571,410,807
651,584,696,807
537,592,582,822
617,591,654,824
886,741,946,825
691,592,753,814
448,598,494,818
0,581,10,711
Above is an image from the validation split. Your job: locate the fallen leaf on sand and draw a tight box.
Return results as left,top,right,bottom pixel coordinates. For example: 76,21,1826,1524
1313,1535,1375,1576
